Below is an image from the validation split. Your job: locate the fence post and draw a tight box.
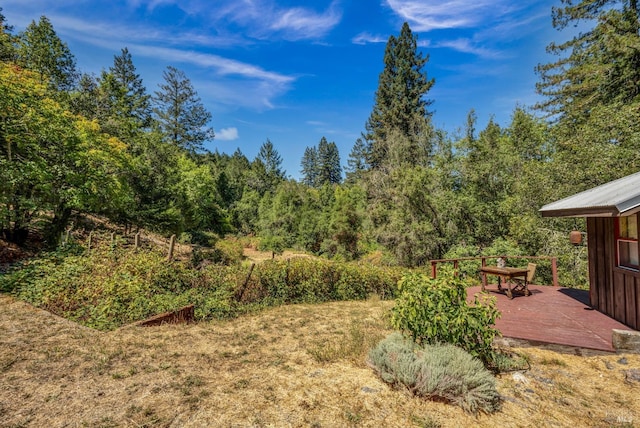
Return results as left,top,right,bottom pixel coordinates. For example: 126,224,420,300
481,257,488,289
110,232,116,246
236,263,256,301
551,257,559,287
134,232,140,249
167,234,176,261
431,261,437,279
88,231,93,251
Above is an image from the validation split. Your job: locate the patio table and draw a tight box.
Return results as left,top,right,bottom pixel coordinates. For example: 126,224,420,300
480,266,530,299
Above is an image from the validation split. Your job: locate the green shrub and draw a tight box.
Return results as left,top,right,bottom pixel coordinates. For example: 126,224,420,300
214,237,244,264
254,258,403,304
368,333,501,414
390,268,500,365
4,246,240,330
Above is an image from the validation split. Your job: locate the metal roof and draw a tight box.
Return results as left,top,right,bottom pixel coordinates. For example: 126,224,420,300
539,170,640,218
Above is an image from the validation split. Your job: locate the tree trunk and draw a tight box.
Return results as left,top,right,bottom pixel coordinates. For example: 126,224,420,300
44,204,72,248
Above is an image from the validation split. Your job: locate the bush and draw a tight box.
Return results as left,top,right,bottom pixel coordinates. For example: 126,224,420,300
390,268,500,365
191,236,244,266
3,246,240,330
368,333,501,414
254,258,403,304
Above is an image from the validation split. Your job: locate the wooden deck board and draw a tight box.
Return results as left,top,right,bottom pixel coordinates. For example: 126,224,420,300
468,285,636,352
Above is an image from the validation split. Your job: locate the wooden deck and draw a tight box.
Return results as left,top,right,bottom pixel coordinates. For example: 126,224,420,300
468,284,636,353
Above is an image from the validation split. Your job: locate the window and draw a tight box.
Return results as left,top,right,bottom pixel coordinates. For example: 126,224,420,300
617,214,639,270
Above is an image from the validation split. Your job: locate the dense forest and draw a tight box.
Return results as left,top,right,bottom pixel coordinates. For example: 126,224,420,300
2,1,640,287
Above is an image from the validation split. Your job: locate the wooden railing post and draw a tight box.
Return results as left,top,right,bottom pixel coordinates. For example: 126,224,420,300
551,257,559,287
167,234,176,261
481,257,488,289
431,261,437,279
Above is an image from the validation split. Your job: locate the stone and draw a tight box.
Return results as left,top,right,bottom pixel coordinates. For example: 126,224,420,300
612,329,640,353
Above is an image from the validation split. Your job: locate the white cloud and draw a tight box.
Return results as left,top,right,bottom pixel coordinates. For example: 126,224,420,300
211,0,343,41
352,32,388,45
385,0,514,31
434,38,501,59
216,127,239,141
269,3,342,40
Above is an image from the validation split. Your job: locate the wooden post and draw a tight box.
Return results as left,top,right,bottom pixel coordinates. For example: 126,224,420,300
167,234,176,261
236,263,256,301
110,232,116,246
551,257,559,287
453,260,459,277
88,231,93,251
431,261,437,279
481,257,487,290
134,232,140,249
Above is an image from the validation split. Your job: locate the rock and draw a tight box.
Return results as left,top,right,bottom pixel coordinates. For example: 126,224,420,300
624,369,640,383
512,372,529,385
612,329,640,352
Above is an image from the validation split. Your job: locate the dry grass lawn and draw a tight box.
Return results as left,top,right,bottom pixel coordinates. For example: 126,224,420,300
1,293,639,427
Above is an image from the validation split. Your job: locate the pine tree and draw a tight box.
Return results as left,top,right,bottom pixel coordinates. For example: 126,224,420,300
536,0,640,122
317,137,342,185
535,0,640,186
345,137,368,184
16,16,77,92
0,8,16,63
300,146,319,187
257,139,285,191
365,22,435,169
153,66,214,153
98,47,151,139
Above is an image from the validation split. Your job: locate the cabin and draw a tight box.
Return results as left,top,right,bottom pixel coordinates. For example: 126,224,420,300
539,171,640,330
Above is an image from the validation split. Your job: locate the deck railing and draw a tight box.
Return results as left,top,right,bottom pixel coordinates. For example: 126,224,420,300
429,255,559,287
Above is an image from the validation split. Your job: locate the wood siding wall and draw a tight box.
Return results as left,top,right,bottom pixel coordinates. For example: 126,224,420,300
587,217,640,330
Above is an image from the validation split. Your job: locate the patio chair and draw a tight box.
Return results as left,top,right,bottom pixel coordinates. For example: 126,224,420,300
511,263,536,297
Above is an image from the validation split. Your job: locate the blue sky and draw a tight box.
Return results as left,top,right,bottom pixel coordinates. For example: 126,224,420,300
3,0,560,179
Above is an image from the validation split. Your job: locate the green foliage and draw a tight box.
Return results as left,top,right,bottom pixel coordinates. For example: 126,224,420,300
2,246,239,330
254,258,403,304
368,333,501,414
16,15,77,93
365,22,435,169
153,65,214,152
390,269,500,364
191,236,244,266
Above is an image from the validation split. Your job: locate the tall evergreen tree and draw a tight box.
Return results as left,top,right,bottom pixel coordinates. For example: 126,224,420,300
364,22,435,169
70,73,100,118
300,146,319,187
536,0,640,187
98,47,151,140
16,16,77,92
0,8,16,63
256,139,285,191
153,66,214,152
317,137,342,185
345,137,368,184
536,0,640,122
